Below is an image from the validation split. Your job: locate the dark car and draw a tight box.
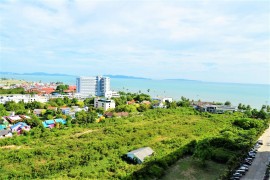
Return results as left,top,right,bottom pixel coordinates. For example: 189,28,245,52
258,140,263,145
244,160,252,165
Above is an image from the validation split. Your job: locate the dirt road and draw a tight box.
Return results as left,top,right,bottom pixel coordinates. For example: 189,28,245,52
242,125,270,180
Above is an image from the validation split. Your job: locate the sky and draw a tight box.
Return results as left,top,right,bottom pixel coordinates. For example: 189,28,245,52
0,0,269,84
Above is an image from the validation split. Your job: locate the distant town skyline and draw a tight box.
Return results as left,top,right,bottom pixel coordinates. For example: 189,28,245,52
0,0,269,84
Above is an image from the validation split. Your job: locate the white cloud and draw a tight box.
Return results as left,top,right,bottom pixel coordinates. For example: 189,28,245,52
0,0,269,84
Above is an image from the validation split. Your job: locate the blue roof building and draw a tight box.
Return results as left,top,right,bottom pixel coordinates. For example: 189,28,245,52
42,118,67,128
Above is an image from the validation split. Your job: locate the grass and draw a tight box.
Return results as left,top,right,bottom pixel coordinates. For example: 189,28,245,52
162,156,226,180
0,108,264,179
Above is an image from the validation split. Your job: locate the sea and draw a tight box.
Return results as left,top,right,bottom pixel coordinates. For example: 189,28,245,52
1,74,270,109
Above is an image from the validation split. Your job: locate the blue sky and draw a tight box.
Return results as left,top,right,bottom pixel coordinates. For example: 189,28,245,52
0,0,269,84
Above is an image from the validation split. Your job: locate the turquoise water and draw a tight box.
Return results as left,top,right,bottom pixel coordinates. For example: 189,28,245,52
1,74,269,109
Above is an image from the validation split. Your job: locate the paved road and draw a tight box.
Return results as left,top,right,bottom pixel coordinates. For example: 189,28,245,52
242,125,270,180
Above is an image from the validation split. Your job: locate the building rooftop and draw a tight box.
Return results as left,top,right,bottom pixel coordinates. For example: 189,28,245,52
127,147,154,163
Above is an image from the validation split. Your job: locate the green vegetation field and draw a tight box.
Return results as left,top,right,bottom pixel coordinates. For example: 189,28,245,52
162,157,226,180
0,108,268,179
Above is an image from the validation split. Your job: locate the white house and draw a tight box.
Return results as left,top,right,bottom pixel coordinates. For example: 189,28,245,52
94,98,115,111
0,94,48,104
103,90,120,98
152,97,173,103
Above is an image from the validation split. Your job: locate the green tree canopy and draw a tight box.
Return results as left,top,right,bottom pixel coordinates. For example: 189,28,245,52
56,84,69,93
224,101,231,106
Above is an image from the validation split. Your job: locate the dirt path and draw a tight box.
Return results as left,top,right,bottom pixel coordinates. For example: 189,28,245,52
242,125,270,180
73,129,97,137
0,145,22,149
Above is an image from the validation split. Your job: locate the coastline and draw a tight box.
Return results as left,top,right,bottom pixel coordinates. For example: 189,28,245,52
1,75,269,109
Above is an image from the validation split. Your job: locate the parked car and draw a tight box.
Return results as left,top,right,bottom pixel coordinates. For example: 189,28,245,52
241,164,249,168
236,169,246,175
258,140,263,145
239,166,249,171
248,153,256,158
230,177,240,180
244,160,252,165
245,157,253,161
232,173,242,177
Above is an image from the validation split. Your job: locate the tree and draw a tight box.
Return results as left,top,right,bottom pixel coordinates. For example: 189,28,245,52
137,104,149,112
112,97,127,106
224,101,231,106
246,105,251,111
74,111,97,124
25,116,43,128
193,139,212,165
134,93,151,102
56,84,69,93
44,110,55,119
5,101,26,113
83,98,94,107
177,96,190,107
167,101,177,109
63,96,71,105
71,98,78,105
25,101,44,110
238,103,242,110
95,107,104,115
115,105,137,113
55,98,65,106
0,104,8,117
76,101,84,108
47,114,54,120
126,95,133,101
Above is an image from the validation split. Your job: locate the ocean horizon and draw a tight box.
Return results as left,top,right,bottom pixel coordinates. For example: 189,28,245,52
1,74,269,109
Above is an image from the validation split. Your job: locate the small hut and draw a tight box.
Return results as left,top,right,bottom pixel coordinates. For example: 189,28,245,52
126,147,154,164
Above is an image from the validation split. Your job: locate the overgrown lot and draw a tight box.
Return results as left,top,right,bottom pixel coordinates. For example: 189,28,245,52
0,108,268,179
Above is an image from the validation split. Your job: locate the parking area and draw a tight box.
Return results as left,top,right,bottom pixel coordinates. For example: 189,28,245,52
240,126,270,180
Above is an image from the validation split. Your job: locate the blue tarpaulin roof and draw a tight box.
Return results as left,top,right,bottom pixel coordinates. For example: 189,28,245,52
0,125,6,130
43,118,67,128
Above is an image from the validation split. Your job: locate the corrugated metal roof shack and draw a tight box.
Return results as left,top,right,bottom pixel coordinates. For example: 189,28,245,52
126,147,154,164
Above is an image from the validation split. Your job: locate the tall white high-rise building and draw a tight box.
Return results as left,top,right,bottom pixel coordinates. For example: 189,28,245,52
76,76,111,97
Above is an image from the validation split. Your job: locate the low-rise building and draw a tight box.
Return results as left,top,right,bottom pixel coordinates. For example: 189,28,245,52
42,118,67,128
4,115,22,124
10,122,31,134
60,107,71,115
94,98,115,111
103,91,121,98
47,106,58,111
33,109,46,116
0,94,48,104
152,97,173,103
0,129,12,138
197,104,237,114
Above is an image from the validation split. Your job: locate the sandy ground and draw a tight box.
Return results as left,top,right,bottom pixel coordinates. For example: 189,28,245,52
242,125,270,180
